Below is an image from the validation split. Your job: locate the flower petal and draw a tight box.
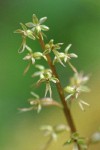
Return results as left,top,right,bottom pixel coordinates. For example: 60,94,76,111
65,44,72,53
25,22,34,28
32,14,39,24
40,25,49,31
39,17,47,24
20,23,27,31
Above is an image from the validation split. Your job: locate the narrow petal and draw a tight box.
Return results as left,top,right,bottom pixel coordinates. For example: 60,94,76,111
18,38,26,53
18,107,33,112
50,77,59,83
33,52,43,58
35,64,45,70
20,23,27,31
67,61,78,74
40,25,49,31
25,22,34,28
23,62,31,75
23,54,31,60
30,91,40,99
31,57,35,64
45,82,52,98
14,29,23,34
27,30,35,40
37,104,42,113
25,45,32,52
32,14,39,24
65,44,72,53
39,17,47,24
69,53,78,58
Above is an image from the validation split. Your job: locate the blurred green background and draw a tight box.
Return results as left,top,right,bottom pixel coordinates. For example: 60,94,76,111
0,0,100,149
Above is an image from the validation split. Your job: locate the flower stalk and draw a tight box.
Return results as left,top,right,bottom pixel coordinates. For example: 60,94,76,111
38,33,81,149
15,14,92,150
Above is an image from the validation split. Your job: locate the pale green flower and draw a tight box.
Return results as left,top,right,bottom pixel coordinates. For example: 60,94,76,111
44,39,64,66
18,92,61,113
41,124,69,141
36,69,59,97
25,14,49,38
14,23,35,53
23,52,47,74
64,72,90,111
53,44,78,70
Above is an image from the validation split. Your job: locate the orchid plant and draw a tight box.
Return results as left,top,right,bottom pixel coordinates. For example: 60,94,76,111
15,14,100,150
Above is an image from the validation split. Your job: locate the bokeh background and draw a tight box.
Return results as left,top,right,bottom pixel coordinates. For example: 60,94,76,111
0,0,100,150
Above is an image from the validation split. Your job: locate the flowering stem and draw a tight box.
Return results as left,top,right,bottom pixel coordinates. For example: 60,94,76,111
38,34,81,149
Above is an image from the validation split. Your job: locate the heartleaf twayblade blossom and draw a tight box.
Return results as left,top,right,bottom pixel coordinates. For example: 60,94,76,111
18,92,62,113
43,39,64,66
25,14,49,39
14,23,35,53
23,51,47,74
36,69,59,98
64,72,90,111
53,44,78,72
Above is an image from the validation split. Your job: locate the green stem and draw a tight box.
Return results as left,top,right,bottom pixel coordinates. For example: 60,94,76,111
38,33,81,150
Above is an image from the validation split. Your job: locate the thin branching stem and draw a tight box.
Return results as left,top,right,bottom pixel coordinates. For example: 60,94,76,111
41,137,52,150
38,33,81,150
